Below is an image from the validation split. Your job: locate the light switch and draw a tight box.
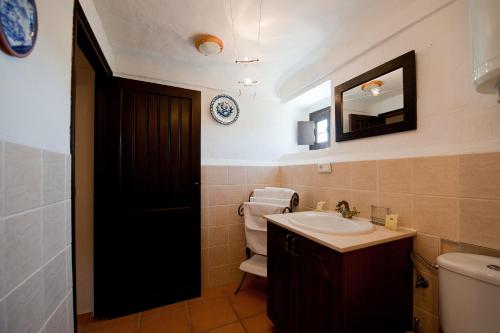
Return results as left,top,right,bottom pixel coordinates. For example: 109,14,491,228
317,163,332,174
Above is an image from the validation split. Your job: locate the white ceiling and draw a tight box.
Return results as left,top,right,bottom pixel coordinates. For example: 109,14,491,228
93,0,415,100
286,80,331,110
344,68,403,100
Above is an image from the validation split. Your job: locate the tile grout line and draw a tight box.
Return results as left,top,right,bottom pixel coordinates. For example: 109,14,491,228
1,140,4,218
136,311,142,333
190,285,247,333
456,156,461,244
37,289,74,333
185,301,194,333
223,286,249,333
0,244,71,304
189,298,241,333
39,150,47,333
2,199,67,221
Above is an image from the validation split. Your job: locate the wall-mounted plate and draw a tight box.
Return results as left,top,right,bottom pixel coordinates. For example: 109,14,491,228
0,0,38,58
210,94,240,125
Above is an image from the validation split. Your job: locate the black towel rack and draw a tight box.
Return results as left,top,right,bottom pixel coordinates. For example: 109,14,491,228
237,191,299,216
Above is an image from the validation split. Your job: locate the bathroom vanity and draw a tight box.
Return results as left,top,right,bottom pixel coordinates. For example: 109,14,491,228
266,212,416,333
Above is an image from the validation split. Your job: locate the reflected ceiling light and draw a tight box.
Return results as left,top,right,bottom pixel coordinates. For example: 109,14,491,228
361,80,383,96
238,77,258,86
195,35,223,56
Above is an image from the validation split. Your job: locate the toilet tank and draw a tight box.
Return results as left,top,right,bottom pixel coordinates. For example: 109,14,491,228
437,253,500,333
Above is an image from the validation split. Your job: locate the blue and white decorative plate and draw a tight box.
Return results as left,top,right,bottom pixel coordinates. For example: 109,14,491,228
210,94,240,125
0,0,38,58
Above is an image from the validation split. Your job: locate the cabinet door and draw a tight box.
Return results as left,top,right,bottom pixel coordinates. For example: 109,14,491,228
341,238,413,333
267,223,300,333
298,236,342,333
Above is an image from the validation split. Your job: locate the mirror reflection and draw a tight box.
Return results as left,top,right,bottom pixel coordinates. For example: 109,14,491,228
342,68,403,132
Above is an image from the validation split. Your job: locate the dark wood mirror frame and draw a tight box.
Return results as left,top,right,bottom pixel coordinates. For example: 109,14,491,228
334,50,416,142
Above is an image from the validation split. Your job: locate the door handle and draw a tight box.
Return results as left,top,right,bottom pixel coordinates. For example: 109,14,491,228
284,234,293,253
291,237,300,257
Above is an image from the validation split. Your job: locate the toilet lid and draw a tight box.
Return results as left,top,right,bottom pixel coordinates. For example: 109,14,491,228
437,253,500,287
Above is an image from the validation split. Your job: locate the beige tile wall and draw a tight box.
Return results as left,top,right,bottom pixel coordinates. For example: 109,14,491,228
280,152,500,333
0,141,74,333
3,143,492,331
200,165,280,289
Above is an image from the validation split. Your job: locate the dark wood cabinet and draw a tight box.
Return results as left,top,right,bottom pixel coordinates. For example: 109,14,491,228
267,223,301,333
267,222,414,333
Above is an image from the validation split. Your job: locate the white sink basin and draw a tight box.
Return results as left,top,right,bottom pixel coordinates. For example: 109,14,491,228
288,211,375,235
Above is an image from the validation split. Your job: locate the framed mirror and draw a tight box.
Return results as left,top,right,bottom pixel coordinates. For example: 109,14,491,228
334,51,416,142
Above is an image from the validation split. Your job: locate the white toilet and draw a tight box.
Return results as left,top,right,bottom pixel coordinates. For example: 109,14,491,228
438,253,500,333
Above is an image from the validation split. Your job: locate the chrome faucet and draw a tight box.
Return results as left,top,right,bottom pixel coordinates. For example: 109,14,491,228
335,200,360,219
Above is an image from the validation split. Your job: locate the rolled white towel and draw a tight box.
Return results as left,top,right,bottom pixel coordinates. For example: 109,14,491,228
252,189,267,198
243,201,286,231
250,196,291,207
253,187,295,200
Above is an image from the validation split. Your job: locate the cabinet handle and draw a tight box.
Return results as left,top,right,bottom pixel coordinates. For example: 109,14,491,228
284,234,293,253
291,237,300,256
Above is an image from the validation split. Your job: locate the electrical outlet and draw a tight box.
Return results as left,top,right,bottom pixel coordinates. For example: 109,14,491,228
317,163,332,174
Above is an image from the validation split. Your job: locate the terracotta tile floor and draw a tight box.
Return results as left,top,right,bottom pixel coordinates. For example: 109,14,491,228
78,277,275,333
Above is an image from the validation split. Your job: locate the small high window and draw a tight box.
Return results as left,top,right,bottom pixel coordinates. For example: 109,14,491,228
309,107,331,150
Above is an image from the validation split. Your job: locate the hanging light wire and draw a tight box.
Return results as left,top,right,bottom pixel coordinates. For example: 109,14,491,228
233,0,262,65
229,0,239,59
231,0,263,93
254,0,263,98
257,0,262,50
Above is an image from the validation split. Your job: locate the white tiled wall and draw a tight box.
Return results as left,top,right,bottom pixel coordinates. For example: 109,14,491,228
0,140,74,333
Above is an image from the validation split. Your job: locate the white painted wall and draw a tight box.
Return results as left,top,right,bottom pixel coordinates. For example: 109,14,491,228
280,0,500,165
0,1,113,330
0,0,113,154
200,89,303,165
0,0,74,153
279,0,457,101
370,94,404,114
116,73,302,165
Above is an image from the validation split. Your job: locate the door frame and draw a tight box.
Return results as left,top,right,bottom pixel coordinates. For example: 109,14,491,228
70,1,112,331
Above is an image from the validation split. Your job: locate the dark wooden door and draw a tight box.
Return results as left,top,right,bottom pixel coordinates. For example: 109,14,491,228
267,223,300,333
94,77,201,318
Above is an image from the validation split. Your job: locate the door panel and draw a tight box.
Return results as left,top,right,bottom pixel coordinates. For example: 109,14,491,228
94,77,201,318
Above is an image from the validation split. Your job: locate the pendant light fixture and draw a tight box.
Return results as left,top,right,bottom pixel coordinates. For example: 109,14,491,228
235,56,259,65
230,0,263,89
238,78,258,86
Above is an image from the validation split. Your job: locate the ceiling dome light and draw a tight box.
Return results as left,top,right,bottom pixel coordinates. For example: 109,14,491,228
361,80,383,96
195,35,223,56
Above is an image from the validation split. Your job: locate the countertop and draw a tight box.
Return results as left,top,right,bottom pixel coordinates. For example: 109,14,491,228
265,212,416,253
